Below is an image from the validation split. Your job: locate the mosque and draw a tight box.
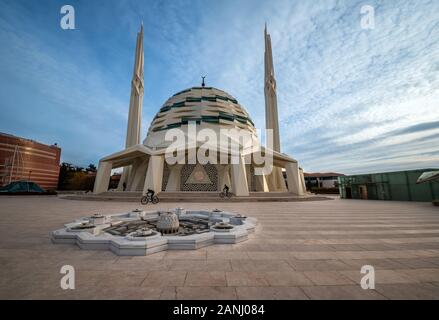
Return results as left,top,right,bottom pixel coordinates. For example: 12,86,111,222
93,24,306,197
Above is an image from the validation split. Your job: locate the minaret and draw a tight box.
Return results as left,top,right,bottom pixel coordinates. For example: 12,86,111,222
118,24,144,191
125,23,144,147
264,24,281,152
264,24,287,192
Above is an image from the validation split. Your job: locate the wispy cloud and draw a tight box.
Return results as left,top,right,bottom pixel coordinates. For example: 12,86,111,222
0,0,437,173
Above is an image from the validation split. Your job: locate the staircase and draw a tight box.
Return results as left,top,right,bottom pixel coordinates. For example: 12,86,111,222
60,191,331,203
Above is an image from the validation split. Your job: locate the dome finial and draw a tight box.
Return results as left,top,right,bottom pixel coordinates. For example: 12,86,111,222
201,75,206,87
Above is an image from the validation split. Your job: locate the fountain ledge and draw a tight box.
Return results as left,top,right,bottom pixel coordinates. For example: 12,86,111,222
51,209,257,256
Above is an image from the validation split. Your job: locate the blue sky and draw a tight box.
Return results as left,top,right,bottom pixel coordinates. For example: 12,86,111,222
0,0,438,174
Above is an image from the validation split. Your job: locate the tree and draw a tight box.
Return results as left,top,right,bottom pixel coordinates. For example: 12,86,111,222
57,162,97,190
58,162,73,190
65,171,95,191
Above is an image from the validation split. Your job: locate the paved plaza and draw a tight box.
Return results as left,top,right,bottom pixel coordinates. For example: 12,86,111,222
1,196,439,299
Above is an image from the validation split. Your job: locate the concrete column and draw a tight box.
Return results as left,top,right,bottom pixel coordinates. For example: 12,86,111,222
93,161,112,194
265,170,275,191
299,168,306,194
126,159,141,190
165,165,183,191
129,158,149,191
217,165,231,192
254,172,269,192
117,166,131,191
284,162,304,195
143,155,164,195
246,164,253,191
231,155,249,197
266,167,287,191
276,167,288,192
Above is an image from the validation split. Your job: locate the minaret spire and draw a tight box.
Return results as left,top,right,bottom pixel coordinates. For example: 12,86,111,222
264,24,280,152
263,24,287,192
125,23,144,147
118,23,144,191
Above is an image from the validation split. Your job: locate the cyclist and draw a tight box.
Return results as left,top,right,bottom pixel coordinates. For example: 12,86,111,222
140,188,159,205
223,184,229,196
147,188,155,199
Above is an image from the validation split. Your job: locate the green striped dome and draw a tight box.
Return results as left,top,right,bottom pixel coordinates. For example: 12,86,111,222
147,87,256,136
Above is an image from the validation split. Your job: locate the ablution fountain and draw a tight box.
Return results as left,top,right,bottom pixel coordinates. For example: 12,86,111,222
51,208,257,255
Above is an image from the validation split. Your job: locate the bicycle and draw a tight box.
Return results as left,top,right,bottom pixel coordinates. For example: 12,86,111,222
219,190,232,199
140,193,159,205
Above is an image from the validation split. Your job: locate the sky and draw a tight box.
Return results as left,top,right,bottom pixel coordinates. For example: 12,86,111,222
0,0,438,174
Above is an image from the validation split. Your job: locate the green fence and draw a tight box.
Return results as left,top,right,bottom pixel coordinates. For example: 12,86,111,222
338,169,439,202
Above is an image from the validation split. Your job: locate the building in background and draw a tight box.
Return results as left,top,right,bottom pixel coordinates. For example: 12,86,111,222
0,132,61,190
338,169,439,202
304,172,345,189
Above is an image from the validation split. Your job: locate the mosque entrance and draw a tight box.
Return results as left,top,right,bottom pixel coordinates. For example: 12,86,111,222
180,164,218,191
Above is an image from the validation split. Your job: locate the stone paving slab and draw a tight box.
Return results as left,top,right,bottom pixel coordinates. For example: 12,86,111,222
236,286,309,300
0,196,439,299
301,285,387,300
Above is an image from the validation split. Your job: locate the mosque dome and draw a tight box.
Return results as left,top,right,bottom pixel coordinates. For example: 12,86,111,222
144,86,257,148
